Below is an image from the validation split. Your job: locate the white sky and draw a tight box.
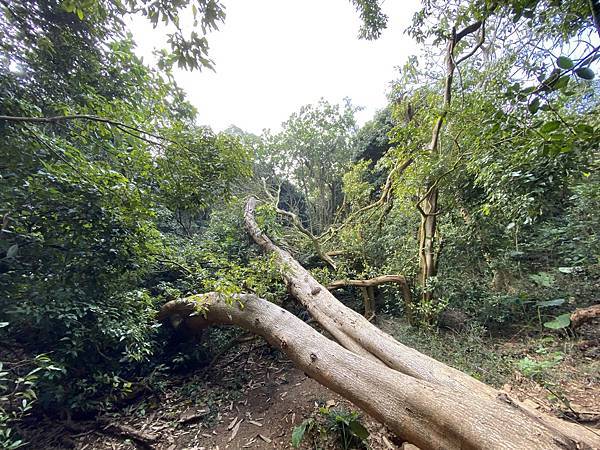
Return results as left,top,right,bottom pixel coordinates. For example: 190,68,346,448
130,0,421,134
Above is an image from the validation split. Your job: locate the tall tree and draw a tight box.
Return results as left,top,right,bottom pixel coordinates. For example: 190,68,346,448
261,98,359,234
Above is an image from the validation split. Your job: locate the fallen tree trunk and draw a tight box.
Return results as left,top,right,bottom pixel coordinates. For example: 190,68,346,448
159,293,598,449
571,304,600,329
243,196,600,449
327,275,413,321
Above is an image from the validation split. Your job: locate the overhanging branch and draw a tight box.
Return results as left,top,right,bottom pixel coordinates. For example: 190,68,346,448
0,114,181,147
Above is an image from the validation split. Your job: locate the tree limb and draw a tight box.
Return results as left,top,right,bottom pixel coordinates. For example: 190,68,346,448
328,274,413,321
159,291,598,449
0,114,180,147
319,157,414,245
262,181,337,269
456,21,486,65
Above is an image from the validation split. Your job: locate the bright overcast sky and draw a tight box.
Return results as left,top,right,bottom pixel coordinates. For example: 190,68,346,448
130,0,421,134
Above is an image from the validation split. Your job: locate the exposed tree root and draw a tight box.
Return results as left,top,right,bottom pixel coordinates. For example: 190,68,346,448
97,419,158,448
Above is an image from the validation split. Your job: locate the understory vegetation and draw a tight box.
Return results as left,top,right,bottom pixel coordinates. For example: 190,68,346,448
1,0,598,448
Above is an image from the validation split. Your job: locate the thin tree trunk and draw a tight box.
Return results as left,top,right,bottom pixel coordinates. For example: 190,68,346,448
417,22,486,308
243,196,599,449
418,187,439,304
359,286,375,319
417,28,455,306
160,293,599,449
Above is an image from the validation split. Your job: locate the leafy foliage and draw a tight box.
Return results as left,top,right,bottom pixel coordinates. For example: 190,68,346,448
291,405,369,449
1,0,599,442
0,0,251,426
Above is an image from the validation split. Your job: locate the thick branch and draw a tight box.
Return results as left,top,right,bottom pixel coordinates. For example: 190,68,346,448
243,196,599,448
328,274,412,321
159,293,597,450
327,274,409,290
455,21,483,42
456,21,486,65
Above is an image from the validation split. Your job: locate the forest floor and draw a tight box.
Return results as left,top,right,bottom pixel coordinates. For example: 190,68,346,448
20,314,600,450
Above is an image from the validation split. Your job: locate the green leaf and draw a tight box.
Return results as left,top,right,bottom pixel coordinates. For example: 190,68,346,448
335,414,350,425
76,8,84,20
291,421,309,448
554,75,570,89
529,272,554,288
520,85,537,95
543,313,571,330
61,1,76,13
6,244,18,258
574,124,594,135
535,299,565,308
540,121,560,134
0,322,9,328
556,56,574,70
349,420,370,440
575,67,595,80
528,97,540,114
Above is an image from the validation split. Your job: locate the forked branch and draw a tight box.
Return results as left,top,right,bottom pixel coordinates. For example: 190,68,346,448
262,181,337,269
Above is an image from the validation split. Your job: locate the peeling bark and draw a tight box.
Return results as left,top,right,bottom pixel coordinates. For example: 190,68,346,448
571,304,600,329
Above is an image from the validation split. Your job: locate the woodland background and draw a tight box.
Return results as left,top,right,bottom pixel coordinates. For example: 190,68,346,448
0,0,599,448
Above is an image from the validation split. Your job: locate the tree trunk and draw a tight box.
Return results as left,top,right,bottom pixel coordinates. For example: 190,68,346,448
416,28,456,307
418,186,439,306
159,293,599,449
243,196,599,449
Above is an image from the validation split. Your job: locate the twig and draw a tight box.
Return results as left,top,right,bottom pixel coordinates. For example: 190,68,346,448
97,419,159,449
0,114,180,147
201,334,257,376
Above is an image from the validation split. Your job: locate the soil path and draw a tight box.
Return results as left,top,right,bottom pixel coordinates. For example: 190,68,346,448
29,340,400,450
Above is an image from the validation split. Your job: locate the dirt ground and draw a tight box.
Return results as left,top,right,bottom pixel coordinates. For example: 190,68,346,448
21,339,403,450
19,316,600,450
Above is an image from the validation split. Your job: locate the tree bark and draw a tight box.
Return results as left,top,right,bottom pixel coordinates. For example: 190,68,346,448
571,304,600,329
416,22,485,309
243,196,600,449
159,293,599,449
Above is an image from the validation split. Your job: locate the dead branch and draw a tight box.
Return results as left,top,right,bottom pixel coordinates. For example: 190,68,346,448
571,304,600,329
97,419,158,449
328,274,412,321
262,181,337,269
